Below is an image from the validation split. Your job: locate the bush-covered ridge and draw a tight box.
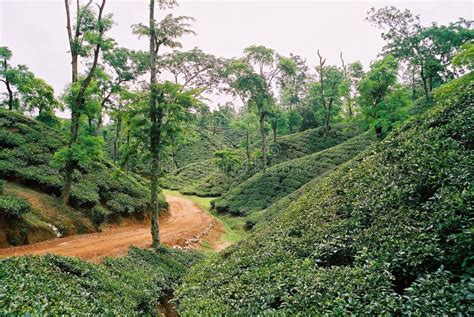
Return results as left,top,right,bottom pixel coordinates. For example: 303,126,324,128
0,246,202,315
213,131,377,215
0,110,166,226
176,78,474,315
269,123,362,164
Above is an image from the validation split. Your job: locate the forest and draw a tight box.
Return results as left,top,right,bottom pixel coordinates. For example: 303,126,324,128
0,0,473,315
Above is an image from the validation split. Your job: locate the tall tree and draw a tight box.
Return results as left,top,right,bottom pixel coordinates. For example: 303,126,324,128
367,6,473,100
315,50,344,130
61,0,112,204
358,55,409,137
0,47,14,110
133,0,194,247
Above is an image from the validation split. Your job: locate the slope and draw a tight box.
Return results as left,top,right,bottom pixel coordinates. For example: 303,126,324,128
0,110,166,246
176,76,473,315
213,131,377,215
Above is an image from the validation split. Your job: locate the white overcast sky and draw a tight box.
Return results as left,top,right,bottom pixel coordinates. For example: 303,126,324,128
1,0,473,113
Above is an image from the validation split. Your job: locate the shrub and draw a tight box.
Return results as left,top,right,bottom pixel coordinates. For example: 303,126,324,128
0,195,31,218
0,247,203,315
90,205,110,229
214,132,377,215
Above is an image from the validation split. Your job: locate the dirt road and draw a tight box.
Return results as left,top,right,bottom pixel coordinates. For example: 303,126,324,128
0,195,221,262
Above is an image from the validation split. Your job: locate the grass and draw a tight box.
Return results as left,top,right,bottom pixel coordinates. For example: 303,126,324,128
163,189,245,248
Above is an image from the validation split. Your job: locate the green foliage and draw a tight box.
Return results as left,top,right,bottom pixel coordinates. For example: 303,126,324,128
90,205,110,229
0,247,202,315
358,55,410,136
0,195,31,218
270,123,361,164
214,132,376,215
452,40,474,70
176,77,474,315
0,110,165,220
213,149,241,176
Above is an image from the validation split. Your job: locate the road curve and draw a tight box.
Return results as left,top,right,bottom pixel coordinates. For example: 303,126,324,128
0,195,217,262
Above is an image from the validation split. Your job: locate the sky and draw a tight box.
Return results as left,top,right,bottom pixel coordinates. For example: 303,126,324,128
0,0,473,114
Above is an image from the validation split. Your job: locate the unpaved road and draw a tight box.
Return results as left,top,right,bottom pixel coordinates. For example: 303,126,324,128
0,195,221,262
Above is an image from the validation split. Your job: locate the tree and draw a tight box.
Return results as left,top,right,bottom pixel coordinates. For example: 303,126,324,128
133,0,195,248
231,112,258,166
358,55,409,137
367,6,473,100
0,47,14,110
286,109,303,133
160,47,222,94
93,47,148,133
314,50,344,130
339,53,364,118
19,77,62,115
60,0,113,204
277,54,309,110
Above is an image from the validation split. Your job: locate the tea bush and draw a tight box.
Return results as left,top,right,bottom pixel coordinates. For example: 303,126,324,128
176,76,474,315
0,195,31,218
0,110,166,220
0,246,202,315
213,131,377,215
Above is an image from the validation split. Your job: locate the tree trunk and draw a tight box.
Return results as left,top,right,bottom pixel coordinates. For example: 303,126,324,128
272,121,277,143
245,129,250,166
420,66,429,101
6,80,13,111
259,113,267,172
113,115,122,163
149,0,161,248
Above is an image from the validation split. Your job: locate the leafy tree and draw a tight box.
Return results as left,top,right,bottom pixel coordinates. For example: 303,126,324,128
314,50,344,130
286,109,303,133
340,53,364,118
277,54,309,110
231,112,258,165
133,0,195,247
0,46,14,110
358,55,409,137
367,6,473,100
19,77,62,115
60,0,113,204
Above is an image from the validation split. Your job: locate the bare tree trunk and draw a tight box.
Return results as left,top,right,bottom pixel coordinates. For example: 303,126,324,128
272,121,277,143
113,115,122,163
245,129,250,165
2,59,14,110
149,0,161,248
420,66,429,101
259,113,267,172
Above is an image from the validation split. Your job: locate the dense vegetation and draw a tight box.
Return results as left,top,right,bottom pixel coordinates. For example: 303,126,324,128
1,0,472,315
176,77,473,315
0,110,166,229
214,131,377,215
0,247,201,315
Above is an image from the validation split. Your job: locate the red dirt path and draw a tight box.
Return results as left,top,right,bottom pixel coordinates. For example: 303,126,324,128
0,195,222,262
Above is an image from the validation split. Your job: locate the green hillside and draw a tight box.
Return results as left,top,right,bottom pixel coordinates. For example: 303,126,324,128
0,110,166,245
268,124,361,164
176,78,473,315
0,247,201,315
213,131,377,215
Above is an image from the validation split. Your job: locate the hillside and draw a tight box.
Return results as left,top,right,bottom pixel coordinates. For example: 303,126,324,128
213,131,377,215
161,124,363,197
176,78,473,315
0,110,166,246
0,247,201,315
269,123,361,164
